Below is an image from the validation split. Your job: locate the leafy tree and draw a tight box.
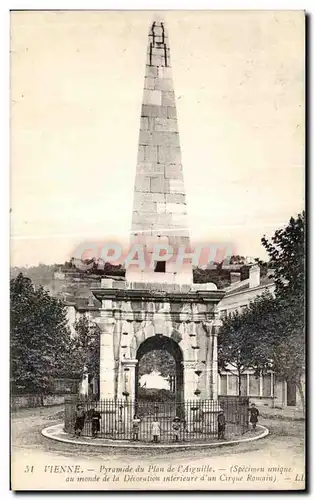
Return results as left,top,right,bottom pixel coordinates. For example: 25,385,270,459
68,315,100,382
219,212,305,409
229,255,246,265
138,350,175,378
261,211,305,409
10,273,71,398
218,307,258,395
219,292,291,396
261,211,305,298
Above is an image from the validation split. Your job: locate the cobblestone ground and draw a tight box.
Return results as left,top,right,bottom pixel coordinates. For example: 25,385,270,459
11,405,305,490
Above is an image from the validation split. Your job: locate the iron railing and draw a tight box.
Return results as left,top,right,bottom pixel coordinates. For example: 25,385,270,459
65,396,249,442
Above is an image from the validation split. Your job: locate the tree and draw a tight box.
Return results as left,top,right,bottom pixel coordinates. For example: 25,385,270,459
138,350,175,378
261,211,305,410
229,255,246,265
218,310,249,395
219,292,285,395
218,306,263,396
10,273,71,398
219,212,305,409
261,211,305,298
68,315,100,382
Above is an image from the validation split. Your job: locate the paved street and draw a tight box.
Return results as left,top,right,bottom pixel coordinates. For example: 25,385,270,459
11,405,305,490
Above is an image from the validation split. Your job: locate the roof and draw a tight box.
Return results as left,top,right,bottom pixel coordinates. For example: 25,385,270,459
224,274,275,297
65,296,101,310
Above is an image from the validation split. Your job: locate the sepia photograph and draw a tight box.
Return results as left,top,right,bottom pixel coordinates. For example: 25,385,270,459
10,9,305,491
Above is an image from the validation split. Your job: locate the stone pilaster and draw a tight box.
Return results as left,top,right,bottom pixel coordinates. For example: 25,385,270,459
182,360,197,400
97,317,116,399
210,316,221,400
121,359,138,432
121,358,138,400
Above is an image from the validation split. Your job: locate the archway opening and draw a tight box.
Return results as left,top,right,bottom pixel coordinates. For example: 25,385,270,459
135,335,184,406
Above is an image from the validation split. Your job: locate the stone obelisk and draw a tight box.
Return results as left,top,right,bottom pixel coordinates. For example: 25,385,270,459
127,20,192,285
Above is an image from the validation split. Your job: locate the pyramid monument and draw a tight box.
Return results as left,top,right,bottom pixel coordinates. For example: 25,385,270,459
92,19,224,416
127,19,192,285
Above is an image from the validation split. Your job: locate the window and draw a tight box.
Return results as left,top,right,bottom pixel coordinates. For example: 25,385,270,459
220,375,227,395
240,375,247,396
249,374,260,396
221,309,227,319
263,373,272,396
228,375,238,395
154,261,166,273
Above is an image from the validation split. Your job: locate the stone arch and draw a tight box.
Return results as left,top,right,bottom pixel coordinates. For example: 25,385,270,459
135,335,184,404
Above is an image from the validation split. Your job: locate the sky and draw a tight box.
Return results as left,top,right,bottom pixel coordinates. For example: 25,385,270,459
10,10,305,267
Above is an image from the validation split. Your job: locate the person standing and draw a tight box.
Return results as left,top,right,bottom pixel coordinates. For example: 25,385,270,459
74,404,86,438
249,403,259,430
172,416,181,442
217,410,226,440
151,418,161,443
132,414,141,441
91,407,101,438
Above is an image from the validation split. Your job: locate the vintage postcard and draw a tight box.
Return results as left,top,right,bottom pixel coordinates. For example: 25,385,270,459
10,10,305,491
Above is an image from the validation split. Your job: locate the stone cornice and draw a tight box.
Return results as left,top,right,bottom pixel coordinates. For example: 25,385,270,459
91,287,225,304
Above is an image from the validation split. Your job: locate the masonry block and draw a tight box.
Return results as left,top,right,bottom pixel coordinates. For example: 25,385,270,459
138,145,146,162
162,91,176,107
134,192,165,204
140,117,149,131
169,178,185,193
146,66,158,78
166,202,187,214
147,117,156,132
170,212,188,226
147,145,159,162
150,176,170,193
167,107,177,119
133,200,157,212
158,146,181,164
165,163,182,178
150,131,180,147
168,235,191,248
154,78,174,92
132,211,158,225
156,212,173,226
143,89,162,106
166,193,186,204
150,54,166,67
144,77,155,90
137,162,164,175
131,218,152,230
156,202,167,213
157,66,173,79
154,117,178,132
139,130,151,145
138,145,158,163
142,104,167,119
134,174,151,192
176,180,190,196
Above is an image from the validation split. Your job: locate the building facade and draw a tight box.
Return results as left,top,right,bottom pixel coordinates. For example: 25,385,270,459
217,265,304,409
